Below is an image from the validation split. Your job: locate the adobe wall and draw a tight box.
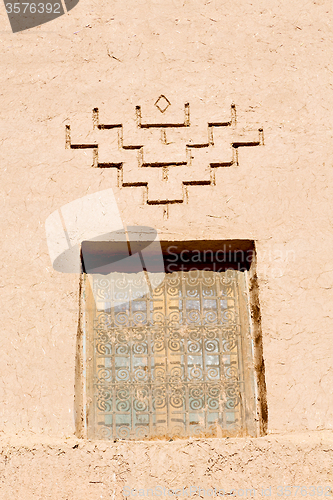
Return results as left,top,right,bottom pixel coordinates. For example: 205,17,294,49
0,0,332,497
0,433,332,499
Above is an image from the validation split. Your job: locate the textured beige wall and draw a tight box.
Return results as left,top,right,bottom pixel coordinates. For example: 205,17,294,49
0,0,333,496
0,433,332,499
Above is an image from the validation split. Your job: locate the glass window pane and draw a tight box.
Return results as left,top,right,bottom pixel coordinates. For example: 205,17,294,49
86,269,257,440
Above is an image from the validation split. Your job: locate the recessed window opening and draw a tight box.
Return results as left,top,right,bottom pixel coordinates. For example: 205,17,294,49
80,240,265,441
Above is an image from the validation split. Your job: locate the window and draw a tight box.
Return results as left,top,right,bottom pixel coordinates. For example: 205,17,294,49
81,241,262,440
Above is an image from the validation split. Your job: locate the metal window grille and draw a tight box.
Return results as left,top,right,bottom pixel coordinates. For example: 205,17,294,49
85,269,257,440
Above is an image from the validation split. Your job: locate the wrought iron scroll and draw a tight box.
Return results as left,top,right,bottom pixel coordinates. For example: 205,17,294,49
86,270,255,440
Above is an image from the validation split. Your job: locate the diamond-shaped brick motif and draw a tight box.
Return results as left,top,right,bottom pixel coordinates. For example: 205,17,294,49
155,95,171,113
66,100,264,208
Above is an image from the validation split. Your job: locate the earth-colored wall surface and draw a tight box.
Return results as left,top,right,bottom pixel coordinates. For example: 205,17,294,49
0,433,332,499
0,0,333,497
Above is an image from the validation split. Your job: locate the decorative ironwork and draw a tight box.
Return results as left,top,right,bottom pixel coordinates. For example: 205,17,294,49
87,270,255,440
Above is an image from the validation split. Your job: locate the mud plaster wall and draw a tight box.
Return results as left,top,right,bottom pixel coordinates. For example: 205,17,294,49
1,0,333,496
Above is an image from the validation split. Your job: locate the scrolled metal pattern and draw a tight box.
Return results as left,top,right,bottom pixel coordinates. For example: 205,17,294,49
89,270,250,440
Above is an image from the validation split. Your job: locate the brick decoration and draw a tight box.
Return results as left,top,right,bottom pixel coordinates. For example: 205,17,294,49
66,98,264,206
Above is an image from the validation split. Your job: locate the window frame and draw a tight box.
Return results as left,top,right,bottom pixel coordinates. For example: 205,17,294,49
75,240,267,440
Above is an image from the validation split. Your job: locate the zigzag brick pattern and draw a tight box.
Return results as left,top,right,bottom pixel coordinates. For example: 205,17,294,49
66,101,264,205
